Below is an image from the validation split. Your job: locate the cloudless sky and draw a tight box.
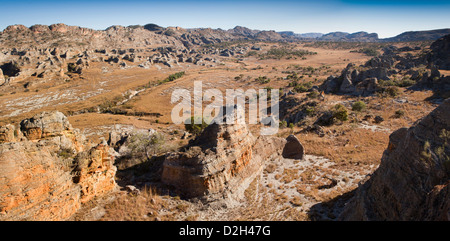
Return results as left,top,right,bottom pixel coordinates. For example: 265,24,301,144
0,0,449,38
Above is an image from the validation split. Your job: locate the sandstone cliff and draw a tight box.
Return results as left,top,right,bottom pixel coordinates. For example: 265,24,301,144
339,99,450,221
0,111,117,220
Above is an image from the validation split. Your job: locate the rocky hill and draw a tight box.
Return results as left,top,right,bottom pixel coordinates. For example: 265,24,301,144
290,29,450,42
427,34,450,70
319,31,379,42
0,23,290,51
339,99,450,221
381,28,450,42
2,24,449,52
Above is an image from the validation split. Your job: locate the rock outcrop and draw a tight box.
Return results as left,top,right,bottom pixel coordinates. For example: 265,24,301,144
320,63,386,96
282,135,305,160
427,34,450,70
0,111,117,220
339,99,450,221
19,111,72,140
161,107,304,200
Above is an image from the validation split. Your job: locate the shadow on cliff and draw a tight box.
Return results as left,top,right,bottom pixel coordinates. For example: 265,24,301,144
114,154,166,189
307,188,356,221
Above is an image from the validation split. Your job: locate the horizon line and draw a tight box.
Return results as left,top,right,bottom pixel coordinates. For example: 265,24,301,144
2,22,450,39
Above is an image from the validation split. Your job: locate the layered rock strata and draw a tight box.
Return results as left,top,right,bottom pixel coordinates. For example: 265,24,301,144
162,108,304,200
0,111,117,220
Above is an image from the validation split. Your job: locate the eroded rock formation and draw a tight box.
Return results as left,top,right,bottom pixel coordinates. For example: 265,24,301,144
339,99,450,221
0,111,117,220
162,107,304,200
320,63,386,96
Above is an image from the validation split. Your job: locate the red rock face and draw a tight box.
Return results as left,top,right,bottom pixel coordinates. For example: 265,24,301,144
339,99,450,221
0,111,117,221
0,144,82,220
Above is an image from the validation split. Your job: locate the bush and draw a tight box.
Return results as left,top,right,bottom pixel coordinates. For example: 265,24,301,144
333,104,348,121
262,47,317,60
359,48,379,57
305,106,315,116
289,80,312,93
394,110,405,118
185,116,208,135
67,63,79,73
385,86,400,97
127,132,166,159
307,91,319,99
396,78,415,87
352,101,366,112
256,76,271,84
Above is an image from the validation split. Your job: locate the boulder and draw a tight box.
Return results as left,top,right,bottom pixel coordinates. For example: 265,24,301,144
0,125,16,143
282,135,305,160
339,75,356,93
374,116,384,124
427,34,450,70
20,111,72,140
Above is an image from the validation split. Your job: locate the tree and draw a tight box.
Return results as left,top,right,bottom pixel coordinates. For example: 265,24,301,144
127,132,166,160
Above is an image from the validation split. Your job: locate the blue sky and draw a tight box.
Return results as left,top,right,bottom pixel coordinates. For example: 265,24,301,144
0,0,449,38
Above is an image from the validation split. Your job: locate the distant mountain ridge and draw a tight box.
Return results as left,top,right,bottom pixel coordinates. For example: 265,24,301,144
318,31,379,42
1,23,449,48
284,29,450,42
295,29,450,42
380,28,450,42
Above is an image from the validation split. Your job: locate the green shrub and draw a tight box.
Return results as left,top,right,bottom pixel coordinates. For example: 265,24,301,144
396,78,415,87
333,104,348,121
58,148,73,159
385,86,400,97
394,110,405,118
379,78,415,88
156,71,186,85
67,63,78,73
185,116,208,135
307,91,319,99
352,101,366,112
289,81,312,93
262,47,317,60
256,76,271,84
359,48,379,57
127,132,166,159
305,106,315,116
